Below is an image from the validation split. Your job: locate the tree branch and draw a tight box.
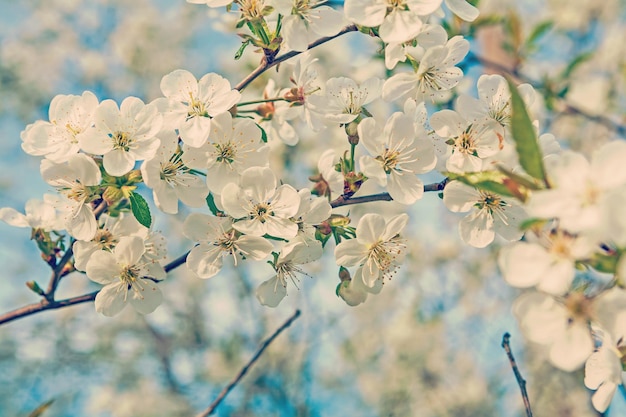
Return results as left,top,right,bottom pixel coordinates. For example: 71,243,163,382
234,25,358,91
196,309,301,417
502,332,533,417
0,180,447,326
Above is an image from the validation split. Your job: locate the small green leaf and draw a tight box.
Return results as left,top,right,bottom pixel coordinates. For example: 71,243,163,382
28,399,55,417
234,39,251,60
129,192,152,228
526,21,553,49
519,217,548,231
587,253,619,274
257,123,268,143
205,193,224,216
446,171,517,198
561,51,593,79
506,77,547,184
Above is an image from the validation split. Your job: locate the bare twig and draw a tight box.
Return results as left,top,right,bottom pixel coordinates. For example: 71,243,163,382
234,25,358,91
502,332,533,417
196,309,302,417
329,179,448,208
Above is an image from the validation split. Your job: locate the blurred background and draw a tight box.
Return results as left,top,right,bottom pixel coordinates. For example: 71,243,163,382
1,0,626,416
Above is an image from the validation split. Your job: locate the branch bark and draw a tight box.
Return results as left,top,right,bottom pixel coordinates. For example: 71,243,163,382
196,309,301,417
502,332,533,417
234,25,358,91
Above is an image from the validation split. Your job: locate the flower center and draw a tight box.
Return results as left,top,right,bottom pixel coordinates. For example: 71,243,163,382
187,93,209,119
66,182,91,202
94,229,117,250
454,130,477,155
120,264,140,286
215,142,237,165
253,202,273,223
377,149,401,173
112,131,133,152
160,159,185,184
367,236,406,277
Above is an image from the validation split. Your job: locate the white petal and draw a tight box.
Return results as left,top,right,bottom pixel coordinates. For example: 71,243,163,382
95,283,128,317
256,276,287,308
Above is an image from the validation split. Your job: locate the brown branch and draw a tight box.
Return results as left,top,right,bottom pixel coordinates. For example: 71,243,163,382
234,25,358,91
330,179,448,208
0,180,448,326
0,246,189,326
196,309,301,417
502,332,533,417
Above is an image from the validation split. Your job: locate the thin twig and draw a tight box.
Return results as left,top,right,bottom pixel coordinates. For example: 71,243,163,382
329,179,448,208
502,332,533,417
196,309,302,417
234,25,358,91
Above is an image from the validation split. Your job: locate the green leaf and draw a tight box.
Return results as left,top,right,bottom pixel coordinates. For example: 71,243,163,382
234,39,251,60
205,193,223,216
28,399,55,417
587,253,619,274
257,123,268,143
519,217,548,231
561,51,593,79
506,77,547,184
446,171,517,198
526,21,553,49
129,192,152,228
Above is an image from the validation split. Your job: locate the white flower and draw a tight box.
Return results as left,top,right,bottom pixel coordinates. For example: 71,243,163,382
157,69,241,148
183,213,273,279
86,236,166,317
382,36,469,103
292,188,332,242
269,0,345,52
384,23,448,70
513,291,594,371
344,0,442,44
79,97,162,176
21,91,98,163
72,212,147,272
430,109,501,173
315,150,344,198
584,338,626,413
335,213,408,287
280,54,325,131
181,112,269,194
443,181,525,248
141,128,209,214
256,240,323,307
498,229,595,295
308,77,383,124
359,113,436,205
258,79,298,145
40,153,102,241
337,266,383,306
221,167,300,239
0,197,62,232
527,141,626,237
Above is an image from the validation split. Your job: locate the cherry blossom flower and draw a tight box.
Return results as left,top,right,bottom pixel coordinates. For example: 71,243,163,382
443,181,525,248
359,113,436,205
79,97,162,176
40,153,102,241
183,213,273,279
335,213,408,287
337,266,383,306
498,229,596,295
86,236,166,317
257,79,298,145
308,77,383,124
221,167,300,239
291,189,332,243
344,0,441,44
527,141,626,237
21,91,98,163
157,69,241,148
384,23,448,70
382,36,469,103
0,196,63,232
430,109,501,173
141,128,209,214
256,240,323,307
585,337,626,412
181,112,269,194
269,0,345,52
513,291,594,371
280,54,325,131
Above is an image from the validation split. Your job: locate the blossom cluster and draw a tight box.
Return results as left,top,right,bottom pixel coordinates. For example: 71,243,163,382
2,0,626,411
